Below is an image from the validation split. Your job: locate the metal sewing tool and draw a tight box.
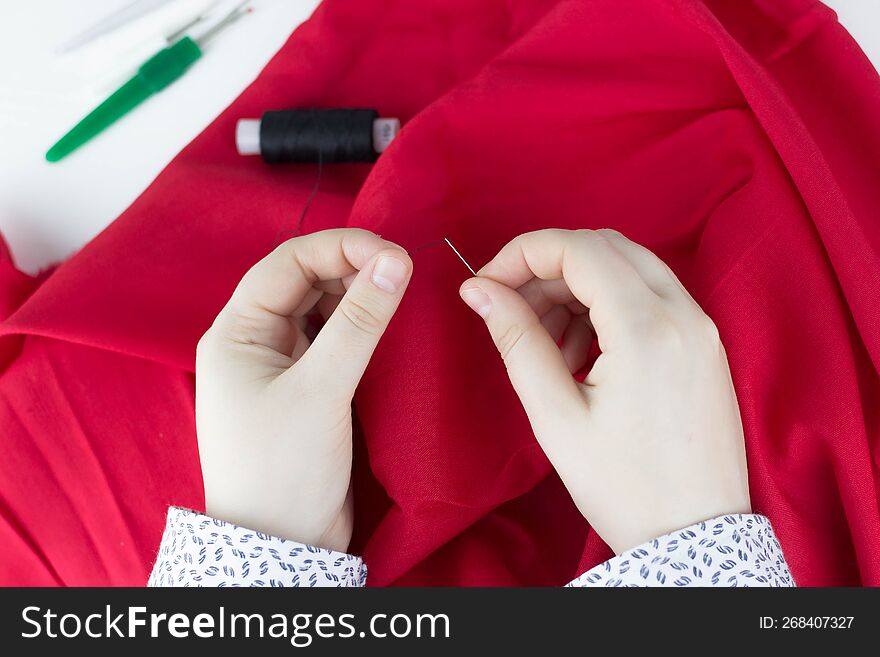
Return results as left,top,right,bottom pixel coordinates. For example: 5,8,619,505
46,1,252,162
444,238,477,276
410,237,478,275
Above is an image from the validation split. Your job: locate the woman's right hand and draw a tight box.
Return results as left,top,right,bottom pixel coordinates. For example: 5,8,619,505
458,229,751,554
196,229,412,553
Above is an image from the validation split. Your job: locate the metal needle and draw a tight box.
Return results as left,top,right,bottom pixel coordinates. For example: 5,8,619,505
192,1,251,47
444,238,477,276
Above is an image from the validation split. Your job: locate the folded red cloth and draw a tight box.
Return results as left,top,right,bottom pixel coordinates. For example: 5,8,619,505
1,0,879,585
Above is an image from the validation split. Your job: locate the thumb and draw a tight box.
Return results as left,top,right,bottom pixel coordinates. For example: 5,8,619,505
300,249,412,396
459,277,584,433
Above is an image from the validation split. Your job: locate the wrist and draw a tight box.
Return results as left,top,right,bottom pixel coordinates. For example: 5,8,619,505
316,509,354,554
602,500,753,555
204,498,353,554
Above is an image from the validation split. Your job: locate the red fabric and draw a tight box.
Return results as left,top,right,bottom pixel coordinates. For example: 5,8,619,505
1,0,879,586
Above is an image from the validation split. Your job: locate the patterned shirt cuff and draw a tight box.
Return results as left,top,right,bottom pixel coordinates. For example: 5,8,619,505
566,514,795,588
147,507,367,587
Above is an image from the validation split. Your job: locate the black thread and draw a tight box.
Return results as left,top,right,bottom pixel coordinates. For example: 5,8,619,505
272,154,323,245
260,108,378,164
292,111,325,236
264,109,379,242
410,239,448,253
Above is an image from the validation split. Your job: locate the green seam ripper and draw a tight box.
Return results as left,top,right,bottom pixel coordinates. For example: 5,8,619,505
46,1,251,163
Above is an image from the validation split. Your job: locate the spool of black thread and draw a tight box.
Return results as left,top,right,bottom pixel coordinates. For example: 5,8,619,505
236,109,400,164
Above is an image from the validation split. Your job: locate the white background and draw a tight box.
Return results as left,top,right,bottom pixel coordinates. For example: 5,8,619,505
0,0,877,274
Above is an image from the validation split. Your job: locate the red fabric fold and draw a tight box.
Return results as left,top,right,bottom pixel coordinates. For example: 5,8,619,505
1,0,878,585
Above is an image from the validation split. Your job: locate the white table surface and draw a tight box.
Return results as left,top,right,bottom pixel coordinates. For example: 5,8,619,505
0,0,877,274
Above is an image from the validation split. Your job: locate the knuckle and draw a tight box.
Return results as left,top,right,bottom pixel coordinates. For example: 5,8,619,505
698,313,722,346
596,227,624,240
342,227,375,239
195,327,229,366
627,301,680,346
339,297,385,335
515,228,569,249
578,229,613,249
620,299,726,363
495,322,529,362
525,228,564,240
195,330,215,358
269,238,303,271
217,308,264,345
648,316,680,347
233,266,260,296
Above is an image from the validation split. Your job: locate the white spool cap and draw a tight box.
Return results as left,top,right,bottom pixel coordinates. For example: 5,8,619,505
372,118,401,153
235,119,262,156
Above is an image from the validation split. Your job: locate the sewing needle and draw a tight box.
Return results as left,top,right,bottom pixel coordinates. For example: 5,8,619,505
444,238,477,276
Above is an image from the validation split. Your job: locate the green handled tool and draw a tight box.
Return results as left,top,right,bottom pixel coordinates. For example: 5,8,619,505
46,1,249,162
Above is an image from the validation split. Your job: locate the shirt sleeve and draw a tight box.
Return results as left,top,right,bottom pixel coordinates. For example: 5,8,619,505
147,507,367,587
566,514,794,587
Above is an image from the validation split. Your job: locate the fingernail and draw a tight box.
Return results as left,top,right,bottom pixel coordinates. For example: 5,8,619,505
460,287,492,318
371,255,407,293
